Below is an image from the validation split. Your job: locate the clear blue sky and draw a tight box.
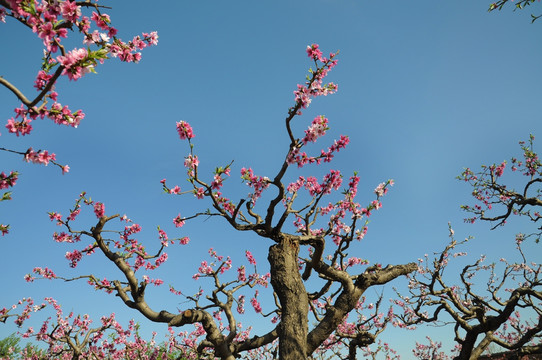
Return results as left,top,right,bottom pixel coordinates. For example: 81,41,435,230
1,0,541,357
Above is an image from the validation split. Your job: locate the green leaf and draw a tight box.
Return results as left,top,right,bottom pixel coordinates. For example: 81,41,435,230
1,192,12,201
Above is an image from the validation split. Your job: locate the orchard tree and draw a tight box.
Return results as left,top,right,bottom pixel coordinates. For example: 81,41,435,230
1,297,184,359
0,0,158,235
460,135,541,243
396,138,542,359
26,44,418,360
398,231,541,359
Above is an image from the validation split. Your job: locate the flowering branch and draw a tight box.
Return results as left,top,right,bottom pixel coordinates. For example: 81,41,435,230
0,0,157,235
0,297,46,326
459,135,542,243
396,226,542,359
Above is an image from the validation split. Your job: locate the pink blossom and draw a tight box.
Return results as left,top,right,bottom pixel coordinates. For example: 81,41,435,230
93,202,105,218
237,266,247,282
65,250,82,267
237,295,246,314
24,148,56,165
306,43,324,61
173,214,185,228
53,232,75,243
245,250,257,265
198,260,213,275
60,1,81,22
169,185,181,194
194,187,205,199
184,154,199,177
0,171,18,189
176,121,195,140
120,223,141,240
211,174,223,190
250,291,262,313
56,48,91,80
494,161,506,177
240,167,270,203
143,31,159,45
302,115,329,144
34,70,53,90
154,253,168,267
91,11,111,30
68,207,81,221
32,267,57,280
6,117,33,136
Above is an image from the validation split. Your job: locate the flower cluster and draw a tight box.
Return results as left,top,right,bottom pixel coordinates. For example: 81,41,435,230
184,154,199,177
25,267,57,282
93,201,105,218
177,120,195,140
22,147,56,166
240,167,270,203
302,115,329,144
192,248,233,280
0,171,18,190
173,214,185,228
287,170,343,198
5,116,32,136
459,135,541,235
56,47,92,80
0,297,46,327
2,0,158,138
245,250,257,265
292,44,338,112
287,134,350,168
65,249,82,268
250,290,262,313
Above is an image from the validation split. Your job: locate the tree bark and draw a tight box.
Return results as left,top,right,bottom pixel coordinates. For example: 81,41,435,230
269,236,309,360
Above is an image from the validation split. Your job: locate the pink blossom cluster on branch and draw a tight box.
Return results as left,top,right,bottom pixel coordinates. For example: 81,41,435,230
0,0,157,235
0,297,46,327
459,134,542,242
24,192,188,293
2,0,158,137
293,44,338,112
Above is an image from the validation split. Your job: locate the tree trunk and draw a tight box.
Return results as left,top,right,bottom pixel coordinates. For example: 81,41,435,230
454,331,478,360
268,236,309,360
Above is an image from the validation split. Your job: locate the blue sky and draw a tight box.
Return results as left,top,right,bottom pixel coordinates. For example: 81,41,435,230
1,0,542,357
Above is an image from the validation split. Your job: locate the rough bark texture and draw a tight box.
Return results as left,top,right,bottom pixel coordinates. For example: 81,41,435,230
269,236,309,360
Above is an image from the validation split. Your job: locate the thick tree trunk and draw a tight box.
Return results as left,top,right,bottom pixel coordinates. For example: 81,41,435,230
268,236,309,360
454,331,478,360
